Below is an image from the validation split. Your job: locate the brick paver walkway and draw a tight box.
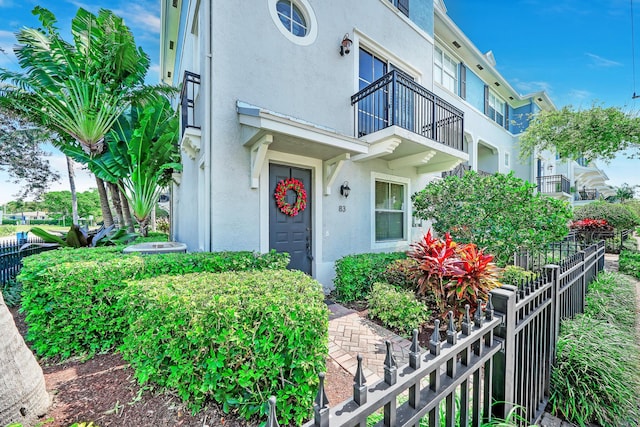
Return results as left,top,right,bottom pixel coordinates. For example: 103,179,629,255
326,300,410,384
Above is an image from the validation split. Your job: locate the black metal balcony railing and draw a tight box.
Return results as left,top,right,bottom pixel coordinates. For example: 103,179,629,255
180,71,201,136
578,188,599,200
351,70,465,152
537,174,570,194
441,164,494,178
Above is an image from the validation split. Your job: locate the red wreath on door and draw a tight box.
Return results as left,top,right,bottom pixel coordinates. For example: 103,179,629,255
274,178,307,216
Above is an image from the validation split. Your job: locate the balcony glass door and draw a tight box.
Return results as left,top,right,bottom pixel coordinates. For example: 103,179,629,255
358,49,388,136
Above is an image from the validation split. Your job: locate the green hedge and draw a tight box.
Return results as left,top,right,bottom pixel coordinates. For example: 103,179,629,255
619,250,640,279
573,201,640,230
18,250,289,359
120,270,328,425
333,252,406,302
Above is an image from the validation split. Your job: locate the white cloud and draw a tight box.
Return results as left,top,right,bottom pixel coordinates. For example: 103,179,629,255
0,29,17,68
113,2,160,34
585,53,622,68
513,79,553,95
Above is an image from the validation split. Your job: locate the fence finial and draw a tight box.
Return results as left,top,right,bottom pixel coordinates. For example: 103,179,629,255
266,396,280,427
409,329,421,369
462,304,472,335
474,299,484,327
486,293,494,320
446,311,457,345
313,372,330,427
383,340,398,385
429,319,441,355
353,354,367,405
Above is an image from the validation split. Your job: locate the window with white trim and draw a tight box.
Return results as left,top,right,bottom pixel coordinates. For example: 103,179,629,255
488,91,505,126
434,46,458,94
268,0,318,46
276,0,307,37
504,152,510,167
375,180,406,241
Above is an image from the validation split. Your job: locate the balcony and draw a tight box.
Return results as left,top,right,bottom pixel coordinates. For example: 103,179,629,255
578,188,599,201
180,71,201,159
537,174,570,196
441,164,494,178
350,70,468,173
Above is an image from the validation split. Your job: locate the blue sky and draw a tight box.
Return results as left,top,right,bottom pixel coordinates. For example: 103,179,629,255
0,0,160,204
0,0,638,203
446,0,640,190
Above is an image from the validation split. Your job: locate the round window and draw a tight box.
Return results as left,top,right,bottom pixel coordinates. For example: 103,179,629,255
276,0,307,37
268,0,318,46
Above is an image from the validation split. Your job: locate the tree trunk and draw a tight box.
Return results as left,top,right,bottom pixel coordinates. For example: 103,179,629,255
150,204,156,232
66,156,79,225
108,182,124,229
119,184,135,233
138,215,149,237
0,293,50,424
95,176,114,227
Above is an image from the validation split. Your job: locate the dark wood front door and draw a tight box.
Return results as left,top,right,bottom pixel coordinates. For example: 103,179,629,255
269,164,312,274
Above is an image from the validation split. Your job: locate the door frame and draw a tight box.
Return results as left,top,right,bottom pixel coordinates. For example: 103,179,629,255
259,150,323,278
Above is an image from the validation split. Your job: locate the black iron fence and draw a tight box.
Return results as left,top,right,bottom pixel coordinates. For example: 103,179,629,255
180,71,201,136
0,237,54,286
441,164,493,178
266,241,605,426
536,174,570,195
351,70,465,152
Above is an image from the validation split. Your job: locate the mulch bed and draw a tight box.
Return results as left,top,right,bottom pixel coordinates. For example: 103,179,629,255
8,307,353,427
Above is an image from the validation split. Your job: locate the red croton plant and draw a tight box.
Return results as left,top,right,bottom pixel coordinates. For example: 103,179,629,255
408,230,501,320
569,218,613,231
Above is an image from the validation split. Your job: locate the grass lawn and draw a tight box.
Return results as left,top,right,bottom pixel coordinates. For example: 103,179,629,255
0,224,71,238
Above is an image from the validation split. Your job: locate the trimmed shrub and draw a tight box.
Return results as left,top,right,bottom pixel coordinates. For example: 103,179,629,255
18,250,289,359
333,252,406,302
367,282,430,337
573,201,640,230
119,270,328,425
382,258,419,290
499,265,538,286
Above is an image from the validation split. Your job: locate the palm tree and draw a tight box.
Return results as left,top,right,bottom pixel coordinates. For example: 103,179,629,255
0,292,50,424
0,6,151,226
65,96,181,236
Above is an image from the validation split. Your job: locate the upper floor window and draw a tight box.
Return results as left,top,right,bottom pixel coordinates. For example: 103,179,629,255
388,0,409,17
269,0,318,46
276,0,307,37
488,91,505,126
434,47,458,94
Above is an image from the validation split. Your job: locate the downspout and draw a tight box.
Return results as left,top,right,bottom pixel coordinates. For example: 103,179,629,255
204,0,213,251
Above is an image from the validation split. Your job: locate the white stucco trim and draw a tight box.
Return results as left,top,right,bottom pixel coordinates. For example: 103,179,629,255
259,151,323,278
267,0,318,46
370,172,412,251
353,28,423,86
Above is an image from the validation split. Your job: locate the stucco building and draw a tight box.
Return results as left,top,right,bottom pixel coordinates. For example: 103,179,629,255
160,0,611,289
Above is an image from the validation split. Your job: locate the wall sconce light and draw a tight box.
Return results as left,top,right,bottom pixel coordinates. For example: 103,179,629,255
340,34,353,56
340,181,351,198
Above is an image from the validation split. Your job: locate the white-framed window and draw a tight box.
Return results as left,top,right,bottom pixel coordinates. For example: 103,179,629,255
268,0,318,46
504,152,510,167
488,91,505,126
434,46,458,94
373,174,409,243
